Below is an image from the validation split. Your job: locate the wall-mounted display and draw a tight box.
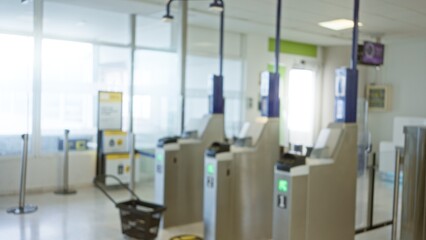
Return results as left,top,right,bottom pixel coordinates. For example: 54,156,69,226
367,84,392,112
358,41,385,66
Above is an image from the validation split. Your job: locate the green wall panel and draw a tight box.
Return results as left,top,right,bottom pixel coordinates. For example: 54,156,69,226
268,38,317,58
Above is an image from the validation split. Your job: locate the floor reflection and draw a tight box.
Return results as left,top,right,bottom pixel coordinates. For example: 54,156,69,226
0,175,398,240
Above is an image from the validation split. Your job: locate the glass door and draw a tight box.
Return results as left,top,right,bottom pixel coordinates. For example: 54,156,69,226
287,68,316,152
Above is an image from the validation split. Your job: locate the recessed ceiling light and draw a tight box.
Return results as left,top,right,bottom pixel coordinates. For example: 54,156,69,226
318,19,363,31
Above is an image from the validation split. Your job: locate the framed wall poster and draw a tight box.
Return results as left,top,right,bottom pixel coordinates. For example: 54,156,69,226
98,91,123,130
367,84,392,112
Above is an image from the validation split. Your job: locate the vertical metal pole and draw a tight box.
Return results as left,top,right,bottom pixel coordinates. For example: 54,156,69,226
129,133,136,192
366,153,376,228
219,9,224,77
63,129,69,191
178,0,188,133
7,134,37,214
392,147,402,240
275,0,282,74
19,134,29,208
351,0,360,70
128,14,137,193
364,99,373,228
216,4,226,123
96,131,103,176
32,0,43,157
165,0,173,17
129,14,136,133
55,130,76,194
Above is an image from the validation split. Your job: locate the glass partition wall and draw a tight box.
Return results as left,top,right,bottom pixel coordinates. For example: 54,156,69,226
0,1,34,156
0,1,244,172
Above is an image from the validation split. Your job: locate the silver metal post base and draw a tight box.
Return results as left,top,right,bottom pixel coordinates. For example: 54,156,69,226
54,189,77,195
7,205,38,215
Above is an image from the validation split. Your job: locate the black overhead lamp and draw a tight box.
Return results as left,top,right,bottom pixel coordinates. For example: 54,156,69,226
209,0,224,13
162,0,175,22
162,13,174,22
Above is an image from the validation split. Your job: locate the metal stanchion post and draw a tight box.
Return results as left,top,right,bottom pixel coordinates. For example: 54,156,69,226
7,134,38,214
55,129,76,195
129,133,136,194
391,147,403,240
355,151,393,235
366,153,376,228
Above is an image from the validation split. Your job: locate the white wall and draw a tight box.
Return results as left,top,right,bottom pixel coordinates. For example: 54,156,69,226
367,40,426,151
0,152,96,195
243,33,271,122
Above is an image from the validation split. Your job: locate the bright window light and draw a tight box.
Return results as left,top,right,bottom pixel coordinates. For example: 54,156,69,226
133,95,152,120
288,69,315,146
133,50,181,139
319,19,363,31
41,39,94,134
0,34,33,135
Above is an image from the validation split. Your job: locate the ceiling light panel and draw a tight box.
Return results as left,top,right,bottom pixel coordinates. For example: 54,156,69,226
318,19,363,31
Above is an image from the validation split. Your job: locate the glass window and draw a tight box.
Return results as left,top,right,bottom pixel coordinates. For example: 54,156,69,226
133,50,180,147
44,2,130,44
0,34,33,156
136,16,173,49
0,1,33,34
96,46,131,131
41,40,131,152
188,26,242,58
185,55,243,138
41,39,94,133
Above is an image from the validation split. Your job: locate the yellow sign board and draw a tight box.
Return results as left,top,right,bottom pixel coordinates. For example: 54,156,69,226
99,92,122,103
98,91,123,130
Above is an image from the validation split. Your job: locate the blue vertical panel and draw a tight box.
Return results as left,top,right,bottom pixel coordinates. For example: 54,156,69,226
261,72,280,118
209,75,225,114
335,68,358,123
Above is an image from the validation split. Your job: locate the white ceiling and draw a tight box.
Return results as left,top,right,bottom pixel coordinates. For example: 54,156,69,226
179,0,426,45
8,0,426,46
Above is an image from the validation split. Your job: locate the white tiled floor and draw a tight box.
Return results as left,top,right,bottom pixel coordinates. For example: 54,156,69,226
0,176,398,240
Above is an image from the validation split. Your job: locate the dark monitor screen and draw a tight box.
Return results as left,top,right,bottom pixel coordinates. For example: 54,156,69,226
359,41,385,66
